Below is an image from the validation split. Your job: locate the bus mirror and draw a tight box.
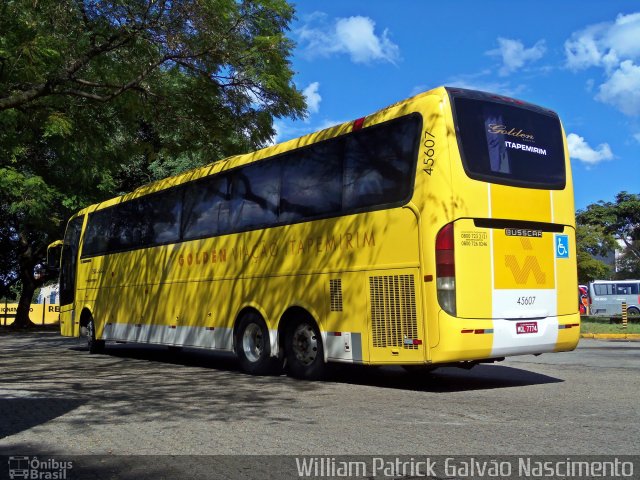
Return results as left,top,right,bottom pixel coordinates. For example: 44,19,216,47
46,240,63,271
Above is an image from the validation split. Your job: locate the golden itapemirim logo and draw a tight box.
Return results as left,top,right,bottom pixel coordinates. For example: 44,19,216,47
487,124,535,142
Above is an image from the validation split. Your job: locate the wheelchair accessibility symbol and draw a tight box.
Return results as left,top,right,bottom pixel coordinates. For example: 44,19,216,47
555,234,569,259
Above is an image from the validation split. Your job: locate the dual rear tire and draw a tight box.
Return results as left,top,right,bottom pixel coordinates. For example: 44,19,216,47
234,311,325,380
285,317,324,380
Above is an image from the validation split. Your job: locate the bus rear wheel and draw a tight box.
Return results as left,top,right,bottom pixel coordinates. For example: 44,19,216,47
87,317,105,354
627,306,640,318
234,312,278,375
285,317,325,380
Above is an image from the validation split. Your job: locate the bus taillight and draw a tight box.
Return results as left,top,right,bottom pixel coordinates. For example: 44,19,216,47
436,222,456,316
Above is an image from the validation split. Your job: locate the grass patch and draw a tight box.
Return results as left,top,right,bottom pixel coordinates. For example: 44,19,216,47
580,316,640,334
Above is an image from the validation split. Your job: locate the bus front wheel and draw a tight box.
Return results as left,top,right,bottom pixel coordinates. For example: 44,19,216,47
234,312,278,375
87,317,105,354
285,317,325,380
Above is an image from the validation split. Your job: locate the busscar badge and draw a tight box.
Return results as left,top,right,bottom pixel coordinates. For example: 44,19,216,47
504,228,543,238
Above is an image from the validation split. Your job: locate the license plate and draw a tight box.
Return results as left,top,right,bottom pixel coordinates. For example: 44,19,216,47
516,322,538,334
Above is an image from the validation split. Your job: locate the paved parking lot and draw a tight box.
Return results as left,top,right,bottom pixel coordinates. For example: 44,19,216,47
0,331,639,477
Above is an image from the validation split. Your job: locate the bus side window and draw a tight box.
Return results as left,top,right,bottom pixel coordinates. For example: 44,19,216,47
230,162,280,231
148,189,181,244
280,142,343,223
83,209,112,256
343,115,418,210
616,283,639,295
182,176,229,240
594,284,614,296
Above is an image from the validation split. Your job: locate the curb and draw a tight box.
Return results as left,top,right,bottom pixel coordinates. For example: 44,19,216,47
581,333,640,340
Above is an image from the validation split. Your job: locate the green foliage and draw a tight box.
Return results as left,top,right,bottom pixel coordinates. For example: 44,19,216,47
576,191,640,281
616,241,640,278
0,0,307,324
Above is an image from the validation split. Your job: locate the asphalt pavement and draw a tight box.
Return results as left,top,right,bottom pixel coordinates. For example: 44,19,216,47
0,331,638,475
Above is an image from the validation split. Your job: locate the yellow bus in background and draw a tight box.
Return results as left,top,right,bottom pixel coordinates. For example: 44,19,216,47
51,86,580,379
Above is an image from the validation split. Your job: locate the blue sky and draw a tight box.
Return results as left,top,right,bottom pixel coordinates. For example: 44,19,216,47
274,1,640,211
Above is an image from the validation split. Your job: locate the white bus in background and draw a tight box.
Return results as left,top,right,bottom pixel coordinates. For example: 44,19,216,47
588,280,640,317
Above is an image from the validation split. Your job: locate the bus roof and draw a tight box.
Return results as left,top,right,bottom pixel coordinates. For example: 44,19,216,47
75,84,556,218
72,86,450,218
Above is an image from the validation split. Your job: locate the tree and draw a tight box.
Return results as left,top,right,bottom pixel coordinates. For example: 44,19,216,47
576,191,640,282
0,0,306,327
575,225,613,284
616,240,640,278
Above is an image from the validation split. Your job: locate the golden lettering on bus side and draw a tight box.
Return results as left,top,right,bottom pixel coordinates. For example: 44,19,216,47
175,231,375,266
177,248,227,267
231,242,279,262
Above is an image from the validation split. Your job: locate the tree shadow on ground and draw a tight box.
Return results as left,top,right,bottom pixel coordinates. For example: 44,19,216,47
0,398,86,439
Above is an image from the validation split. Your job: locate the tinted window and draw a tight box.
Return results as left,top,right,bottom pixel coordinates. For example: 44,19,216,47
229,161,280,231
81,114,420,257
280,141,343,223
108,199,147,251
453,97,565,189
183,175,230,240
146,189,182,244
344,117,418,210
83,189,182,256
594,284,614,296
616,283,639,295
82,209,112,256
60,216,84,305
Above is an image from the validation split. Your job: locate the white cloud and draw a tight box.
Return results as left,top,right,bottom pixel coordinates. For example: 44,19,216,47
565,13,640,116
566,133,614,165
565,22,613,71
634,132,640,143
595,60,640,116
302,82,321,114
486,38,546,76
565,13,640,72
297,14,400,65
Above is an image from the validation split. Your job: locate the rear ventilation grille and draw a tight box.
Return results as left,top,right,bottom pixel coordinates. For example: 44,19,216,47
329,279,343,312
369,274,418,349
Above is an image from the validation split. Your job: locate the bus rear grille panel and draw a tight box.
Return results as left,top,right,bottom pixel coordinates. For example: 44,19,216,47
369,274,418,349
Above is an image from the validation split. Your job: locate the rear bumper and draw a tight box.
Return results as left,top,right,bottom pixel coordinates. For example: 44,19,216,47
432,312,580,364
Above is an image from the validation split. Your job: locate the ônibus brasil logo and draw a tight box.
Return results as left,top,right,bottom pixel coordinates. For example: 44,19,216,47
8,456,73,480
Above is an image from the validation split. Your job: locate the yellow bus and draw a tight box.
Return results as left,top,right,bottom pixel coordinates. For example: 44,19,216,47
50,86,580,379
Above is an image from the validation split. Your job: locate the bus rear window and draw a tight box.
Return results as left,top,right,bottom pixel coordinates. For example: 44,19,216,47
452,96,566,189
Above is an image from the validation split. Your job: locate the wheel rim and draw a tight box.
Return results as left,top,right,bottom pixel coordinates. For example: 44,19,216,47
292,323,318,366
628,308,640,318
242,323,264,363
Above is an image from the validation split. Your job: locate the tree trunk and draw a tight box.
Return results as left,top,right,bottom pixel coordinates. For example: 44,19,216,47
11,233,43,329
12,276,36,328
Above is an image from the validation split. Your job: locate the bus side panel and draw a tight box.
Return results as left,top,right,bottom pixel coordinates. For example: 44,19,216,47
409,91,452,354
59,306,75,337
